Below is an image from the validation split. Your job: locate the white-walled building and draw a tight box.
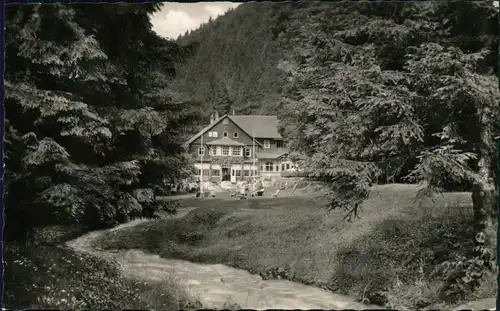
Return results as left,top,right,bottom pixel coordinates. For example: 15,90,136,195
185,113,296,183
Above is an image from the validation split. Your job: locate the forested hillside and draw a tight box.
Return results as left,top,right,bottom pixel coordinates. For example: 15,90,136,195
175,2,498,118
174,3,285,116
4,4,202,241
175,1,498,189
175,1,499,296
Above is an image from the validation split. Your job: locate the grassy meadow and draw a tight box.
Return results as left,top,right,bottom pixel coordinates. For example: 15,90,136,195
93,184,497,309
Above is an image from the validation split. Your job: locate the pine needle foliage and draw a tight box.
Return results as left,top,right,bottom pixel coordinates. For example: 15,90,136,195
5,4,202,242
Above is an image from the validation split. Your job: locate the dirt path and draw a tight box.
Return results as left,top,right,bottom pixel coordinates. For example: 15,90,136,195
66,208,376,310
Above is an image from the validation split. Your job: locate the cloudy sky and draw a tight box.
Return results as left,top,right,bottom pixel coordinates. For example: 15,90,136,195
151,2,240,39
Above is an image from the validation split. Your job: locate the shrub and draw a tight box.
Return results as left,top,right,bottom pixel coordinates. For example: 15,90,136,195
32,225,86,245
280,171,310,178
180,207,227,227
96,207,231,252
435,254,498,303
170,208,229,246
330,202,478,308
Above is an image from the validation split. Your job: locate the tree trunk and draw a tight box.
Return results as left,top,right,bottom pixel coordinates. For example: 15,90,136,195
471,178,496,268
471,106,497,272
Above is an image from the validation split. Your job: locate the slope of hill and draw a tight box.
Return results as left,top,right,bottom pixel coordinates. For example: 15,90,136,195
173,3,285,116
172,1,497,119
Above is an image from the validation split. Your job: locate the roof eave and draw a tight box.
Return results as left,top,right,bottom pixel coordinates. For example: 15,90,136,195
206,141,245,146
255,136,283,140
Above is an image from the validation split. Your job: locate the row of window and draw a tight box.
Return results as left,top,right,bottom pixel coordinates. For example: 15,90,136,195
208,131,239,139
198,146,253,157
197,163,292,176
206,131,280,149
262,162,291,172
232,169,258,177
196,169,258,177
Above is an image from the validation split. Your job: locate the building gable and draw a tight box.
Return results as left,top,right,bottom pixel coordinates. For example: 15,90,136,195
186,115,260,147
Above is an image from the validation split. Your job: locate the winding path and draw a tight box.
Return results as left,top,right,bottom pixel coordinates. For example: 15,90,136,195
66,209,377,310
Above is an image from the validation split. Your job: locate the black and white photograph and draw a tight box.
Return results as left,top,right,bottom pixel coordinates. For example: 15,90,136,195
2,1,499,310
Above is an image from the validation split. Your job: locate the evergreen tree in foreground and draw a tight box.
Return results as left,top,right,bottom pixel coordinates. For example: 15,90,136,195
4,4,201,242
277,0,499,300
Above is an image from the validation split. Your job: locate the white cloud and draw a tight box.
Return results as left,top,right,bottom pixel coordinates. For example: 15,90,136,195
151,2,240,39
151,9,199,39
204,4,227,17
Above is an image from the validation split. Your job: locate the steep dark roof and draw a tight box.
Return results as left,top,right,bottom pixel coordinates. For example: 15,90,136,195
229,115,282,139
185,114,282,147
205,137,245,146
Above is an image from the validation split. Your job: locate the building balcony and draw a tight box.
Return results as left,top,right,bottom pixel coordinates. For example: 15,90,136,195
197,155,255,164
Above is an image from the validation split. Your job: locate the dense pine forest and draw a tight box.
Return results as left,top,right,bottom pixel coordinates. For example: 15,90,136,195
4,4,203,309
5,4,203,240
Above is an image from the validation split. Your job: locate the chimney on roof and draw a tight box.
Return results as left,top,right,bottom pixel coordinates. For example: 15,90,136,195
214,111,219,120
232,109,235,115
210,113,215,125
